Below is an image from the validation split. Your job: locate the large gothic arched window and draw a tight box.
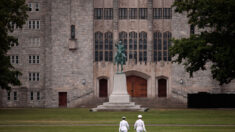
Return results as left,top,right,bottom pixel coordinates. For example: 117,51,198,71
153,31,171,62
95,32,103,61
129,32,137,62
139,32,147,62
163,31,172,61
95,32,113,62
153,31,162,61
104,32,113,61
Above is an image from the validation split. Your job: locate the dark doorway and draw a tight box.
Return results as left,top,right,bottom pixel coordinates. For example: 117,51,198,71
99,79,108,97
127,76,147,97
158,79,167,97
59,92,67,107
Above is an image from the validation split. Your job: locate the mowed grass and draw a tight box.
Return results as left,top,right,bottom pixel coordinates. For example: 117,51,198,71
0,108,235,132
1,126,235,132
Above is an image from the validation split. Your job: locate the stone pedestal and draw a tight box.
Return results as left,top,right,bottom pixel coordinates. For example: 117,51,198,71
91,73,148,112
109,73,130,103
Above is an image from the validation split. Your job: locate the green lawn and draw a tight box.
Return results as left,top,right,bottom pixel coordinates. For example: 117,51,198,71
0,108,235,132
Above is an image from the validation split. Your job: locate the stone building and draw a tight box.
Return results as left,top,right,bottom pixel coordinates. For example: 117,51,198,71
0,0,234,108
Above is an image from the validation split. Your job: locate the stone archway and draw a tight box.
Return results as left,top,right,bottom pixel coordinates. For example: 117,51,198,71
158,78,167,97
127,75,147,97
99,79,108,97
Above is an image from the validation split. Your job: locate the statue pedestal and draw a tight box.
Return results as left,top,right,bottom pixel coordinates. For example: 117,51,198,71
91,73,148,112
109,73,130,103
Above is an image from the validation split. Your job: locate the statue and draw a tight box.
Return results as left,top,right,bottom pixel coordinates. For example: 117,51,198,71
114,41,126,73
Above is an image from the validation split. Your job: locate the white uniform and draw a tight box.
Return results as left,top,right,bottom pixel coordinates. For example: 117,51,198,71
119,120,129,132
134,119,146,132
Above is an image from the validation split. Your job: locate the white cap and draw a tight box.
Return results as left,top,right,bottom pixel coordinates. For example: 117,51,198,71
138,115,142,118
122,116,126,119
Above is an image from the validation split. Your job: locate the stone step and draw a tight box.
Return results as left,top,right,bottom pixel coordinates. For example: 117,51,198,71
102,102,136,106
91,102,148,112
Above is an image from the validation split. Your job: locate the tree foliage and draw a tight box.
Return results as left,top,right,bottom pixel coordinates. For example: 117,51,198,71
170,0,235,85
0,0,28,90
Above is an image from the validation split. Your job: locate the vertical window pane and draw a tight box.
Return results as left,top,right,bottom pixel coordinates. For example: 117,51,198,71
95,51,98,61
129,8,137,19
35,3,40,11
7,91,10,101
14,92,17,101
37,92,40,100
139,8,147,19
71,25,75,39
104,8,113,20
119,8,128,19
105,51,108,61
153,8,162,19
94,8,103,19
31,92,34,100
139,32,147,62
99,51,103,61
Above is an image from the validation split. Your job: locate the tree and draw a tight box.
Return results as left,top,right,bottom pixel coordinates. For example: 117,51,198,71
170,0,235,85
0,0,28,90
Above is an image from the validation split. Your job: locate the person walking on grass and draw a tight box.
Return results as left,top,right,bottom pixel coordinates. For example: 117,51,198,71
134,115,147,132
119,116,129,132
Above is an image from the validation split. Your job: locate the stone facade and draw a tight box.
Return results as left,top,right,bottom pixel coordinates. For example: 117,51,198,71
1,0,234,108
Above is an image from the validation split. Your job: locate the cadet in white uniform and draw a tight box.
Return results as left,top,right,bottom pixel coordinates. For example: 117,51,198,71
134,115,146,132
119,116,129,132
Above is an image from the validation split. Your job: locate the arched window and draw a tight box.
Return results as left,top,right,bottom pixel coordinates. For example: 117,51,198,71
139,32,147,62
104,32,113,61
153,31,162,61
95,32,113,62
129,32,137,62
163,31,172,61
119,32,128,59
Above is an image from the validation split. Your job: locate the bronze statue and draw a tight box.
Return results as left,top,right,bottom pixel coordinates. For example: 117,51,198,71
114,41,126,73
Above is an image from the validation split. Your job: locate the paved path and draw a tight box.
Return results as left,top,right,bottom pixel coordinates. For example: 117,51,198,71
1,124,235,127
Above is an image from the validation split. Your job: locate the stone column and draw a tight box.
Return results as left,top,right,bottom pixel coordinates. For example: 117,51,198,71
147,0,153,62
113,0,119,45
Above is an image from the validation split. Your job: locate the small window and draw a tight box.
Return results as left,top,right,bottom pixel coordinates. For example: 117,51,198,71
30,92,34,100
32,21,35,29
129,8,138,19
10,55,19,64
139,8,147,19
94,8,103,19
7,91,10,101
36,20,40,29
163,8,172,19
153,8,162,19
71,25,76,39
37,92,40,100
28,21,32,29
29,55,40,64
29,72,40,81
15,56,19,64
28,20,40,29
35,3,40,11
36,73,40,81
104,8,113,20
37,56,40,63
119,8,128,19
28,3,32,11
14,92,17,101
